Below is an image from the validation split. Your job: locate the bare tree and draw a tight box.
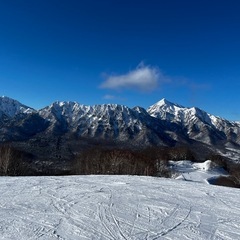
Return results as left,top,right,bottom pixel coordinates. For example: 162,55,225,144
0,144,29,176
72,147,158,176
0,145,13,175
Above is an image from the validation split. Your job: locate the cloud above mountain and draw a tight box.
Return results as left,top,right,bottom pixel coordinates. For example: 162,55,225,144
103,94,116,100
100,64,170,92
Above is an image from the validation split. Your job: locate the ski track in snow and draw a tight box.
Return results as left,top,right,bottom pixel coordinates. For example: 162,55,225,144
0,175,240,240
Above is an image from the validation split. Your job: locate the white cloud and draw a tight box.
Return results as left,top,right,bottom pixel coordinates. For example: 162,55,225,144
102,94,126,101
100,64,169,92
103,94,116,100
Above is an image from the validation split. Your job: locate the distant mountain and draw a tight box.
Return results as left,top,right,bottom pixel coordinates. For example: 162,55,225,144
148,98,240,147
0,96,35,118
0,96,46,141
38,101,176,146
0,96,240,160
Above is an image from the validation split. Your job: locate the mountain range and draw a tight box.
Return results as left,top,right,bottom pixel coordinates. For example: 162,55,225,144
1,96,239,161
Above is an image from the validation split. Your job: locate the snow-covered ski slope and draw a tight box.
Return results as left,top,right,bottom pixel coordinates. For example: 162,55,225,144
169,160,228,184
0,175,240,239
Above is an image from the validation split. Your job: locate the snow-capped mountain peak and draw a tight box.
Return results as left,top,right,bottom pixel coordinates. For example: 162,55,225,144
147,98,240,146
148,99,215,124
147,98,186,121
0,96,35,118
154,98,180,107
148,98,185,115
151,98,185,111
0,96,240,154
39,101,90,122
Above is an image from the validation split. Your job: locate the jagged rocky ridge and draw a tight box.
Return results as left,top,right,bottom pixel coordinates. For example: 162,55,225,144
148,98,240,147
0,96,240,159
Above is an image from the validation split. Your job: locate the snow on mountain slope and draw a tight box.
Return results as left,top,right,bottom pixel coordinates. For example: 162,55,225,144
39,101,90,126
0,96,34,118
1,96,240,153
39,101,174,145
0,175,240,239
148,98,240,145
148,98,220,127
39,101,147,130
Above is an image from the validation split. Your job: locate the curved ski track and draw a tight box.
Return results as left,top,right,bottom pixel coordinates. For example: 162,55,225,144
0,175,240,239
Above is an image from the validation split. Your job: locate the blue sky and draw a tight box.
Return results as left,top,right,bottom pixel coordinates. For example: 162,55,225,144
0,0,240,120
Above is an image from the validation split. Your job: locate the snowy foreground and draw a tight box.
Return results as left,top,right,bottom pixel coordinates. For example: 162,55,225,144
0,175,240,240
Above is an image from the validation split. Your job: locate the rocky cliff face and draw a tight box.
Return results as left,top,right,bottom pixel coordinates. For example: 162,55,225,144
147,98,240,147
0,96,239,158
38,102,177,146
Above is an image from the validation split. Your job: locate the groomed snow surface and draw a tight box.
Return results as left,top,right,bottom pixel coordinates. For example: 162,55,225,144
0,175,240,239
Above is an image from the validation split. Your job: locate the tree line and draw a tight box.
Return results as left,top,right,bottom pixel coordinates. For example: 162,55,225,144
0,142,240,189
72,146,196,177
0,144,195,177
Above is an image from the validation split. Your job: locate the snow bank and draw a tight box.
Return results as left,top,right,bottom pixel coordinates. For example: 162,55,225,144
193,160,212,171
169,160,228,184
